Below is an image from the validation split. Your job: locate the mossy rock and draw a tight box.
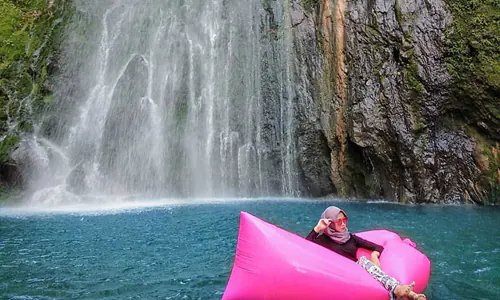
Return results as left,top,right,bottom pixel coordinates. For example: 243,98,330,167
443,0,500,203
444,0,500,136
0,134,19,164
301,0,319,13
0,0,71,173
0,185,21,203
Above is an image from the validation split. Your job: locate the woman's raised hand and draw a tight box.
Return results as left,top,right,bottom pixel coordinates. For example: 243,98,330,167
314,218,332,233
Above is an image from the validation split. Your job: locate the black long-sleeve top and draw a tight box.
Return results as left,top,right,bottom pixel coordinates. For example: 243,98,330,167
306,229,384,262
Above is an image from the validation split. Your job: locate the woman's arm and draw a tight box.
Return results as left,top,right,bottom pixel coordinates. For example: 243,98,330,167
370,250,381,268
306,218,332,241
305,229,319,241
352,235,384,253
352,235,384,267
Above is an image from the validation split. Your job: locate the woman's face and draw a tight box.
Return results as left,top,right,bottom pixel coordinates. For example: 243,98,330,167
333,212,348,232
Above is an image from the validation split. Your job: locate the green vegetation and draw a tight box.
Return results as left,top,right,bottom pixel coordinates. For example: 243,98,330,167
480,143,500,204
0,185,20,203
465,126,500,205
443,0,500,126
403,54,424,94
0,134,19,164
443,0,500,203
393,0,425,98
1,0,47,157
393,1,426,139
409,101,426,134
0,0,51,99
0,0,69,170
301,0,319,13
395,0,403,24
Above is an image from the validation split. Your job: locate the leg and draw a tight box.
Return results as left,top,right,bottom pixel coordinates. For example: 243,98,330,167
357,256,415,300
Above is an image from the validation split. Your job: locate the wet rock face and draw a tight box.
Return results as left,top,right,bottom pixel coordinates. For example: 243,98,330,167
341,0,487,203
292,0,488,203
289,1,337,197
343,0,460,202
1,0,72,191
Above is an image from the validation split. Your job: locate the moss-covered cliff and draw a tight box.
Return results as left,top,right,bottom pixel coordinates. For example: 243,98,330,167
305,0,498,204
0,0,69,188
443,0,499,203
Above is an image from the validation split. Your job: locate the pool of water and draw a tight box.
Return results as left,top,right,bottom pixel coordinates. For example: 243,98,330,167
1,199,499,299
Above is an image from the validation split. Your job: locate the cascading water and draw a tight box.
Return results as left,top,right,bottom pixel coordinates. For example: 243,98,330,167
29,0,302,203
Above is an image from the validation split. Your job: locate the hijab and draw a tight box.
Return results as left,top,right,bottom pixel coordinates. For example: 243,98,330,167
321,206,351,244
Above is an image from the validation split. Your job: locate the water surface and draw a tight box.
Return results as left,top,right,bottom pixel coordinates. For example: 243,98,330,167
1,199,499,299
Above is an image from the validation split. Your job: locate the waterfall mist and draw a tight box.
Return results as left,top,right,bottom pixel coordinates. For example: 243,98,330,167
28,0,303,203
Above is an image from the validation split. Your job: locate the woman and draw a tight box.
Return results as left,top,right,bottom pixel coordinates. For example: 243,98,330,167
306,206,426,300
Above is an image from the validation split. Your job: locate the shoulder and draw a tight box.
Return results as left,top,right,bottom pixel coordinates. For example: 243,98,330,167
313,233,332,244
350,234,365,243
351,233,365,240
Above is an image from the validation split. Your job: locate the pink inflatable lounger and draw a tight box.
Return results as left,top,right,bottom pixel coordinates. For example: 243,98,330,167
223,212,430,300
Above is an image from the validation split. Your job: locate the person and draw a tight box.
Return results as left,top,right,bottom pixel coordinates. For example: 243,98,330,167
306,206,426,300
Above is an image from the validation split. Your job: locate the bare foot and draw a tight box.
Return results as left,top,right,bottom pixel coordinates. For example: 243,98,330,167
408,291,427,300
393,281,415,299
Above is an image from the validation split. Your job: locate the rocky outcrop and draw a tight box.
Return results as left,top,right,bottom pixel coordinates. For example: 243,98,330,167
295,0,499,203
343,0,461,203
276,1,336,197
259,1,337,197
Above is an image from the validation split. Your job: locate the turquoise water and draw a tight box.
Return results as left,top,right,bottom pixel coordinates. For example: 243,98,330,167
1,199,499,299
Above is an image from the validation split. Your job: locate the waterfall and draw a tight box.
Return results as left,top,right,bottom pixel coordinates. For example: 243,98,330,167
30,0,301,202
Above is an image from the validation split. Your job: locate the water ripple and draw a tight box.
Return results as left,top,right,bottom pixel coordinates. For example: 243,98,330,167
1,201,499,299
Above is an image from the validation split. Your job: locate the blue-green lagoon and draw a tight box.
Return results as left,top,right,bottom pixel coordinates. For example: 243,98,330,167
1,199,499,299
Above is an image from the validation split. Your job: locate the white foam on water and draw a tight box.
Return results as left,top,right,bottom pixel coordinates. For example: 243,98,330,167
474,267,493,274
0,195,325,217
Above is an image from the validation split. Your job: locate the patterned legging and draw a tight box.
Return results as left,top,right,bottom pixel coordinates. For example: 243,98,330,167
357,256,400,300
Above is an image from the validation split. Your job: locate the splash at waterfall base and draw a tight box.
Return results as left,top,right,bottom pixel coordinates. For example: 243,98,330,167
223,212,430,299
